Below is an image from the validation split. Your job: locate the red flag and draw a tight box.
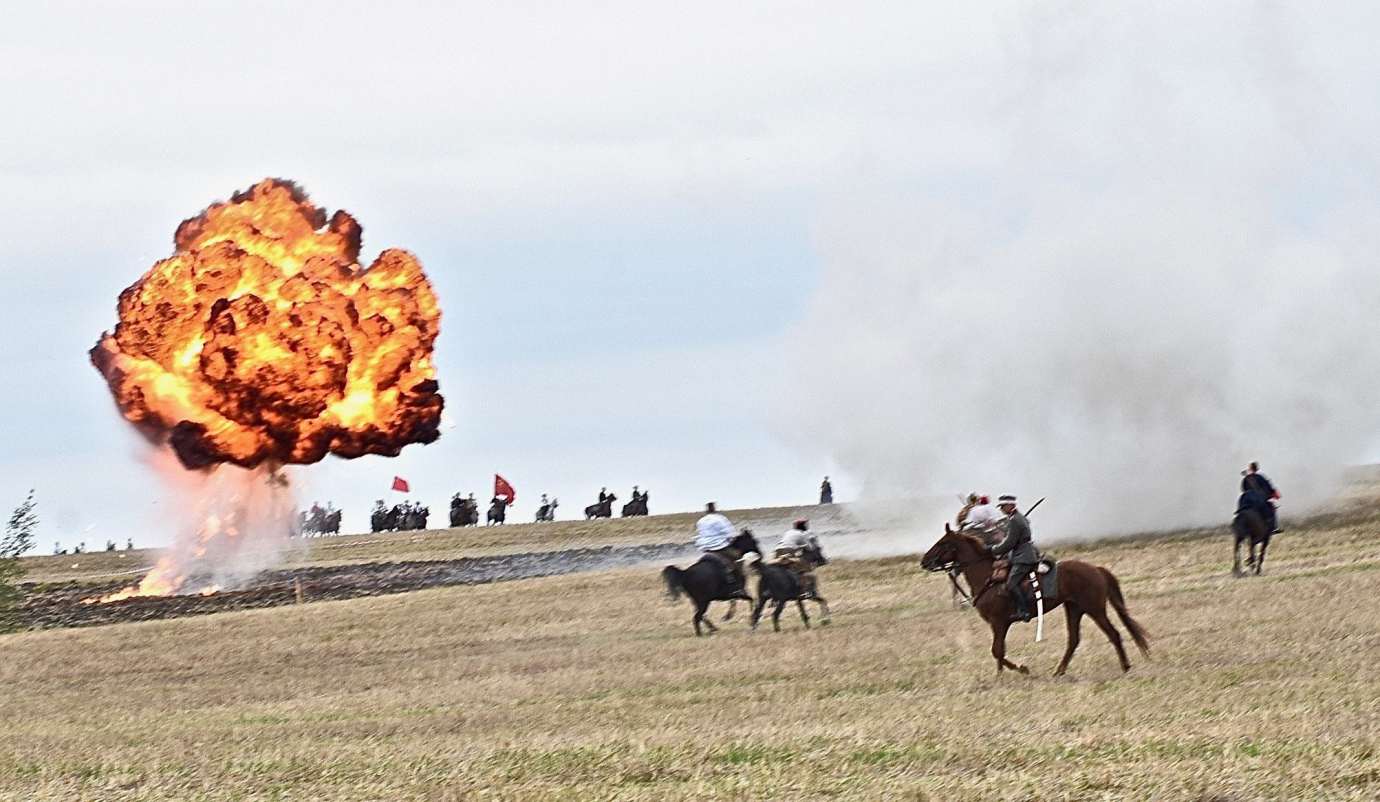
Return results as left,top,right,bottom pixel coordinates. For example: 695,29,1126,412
391,476,410,493
494,474,515,504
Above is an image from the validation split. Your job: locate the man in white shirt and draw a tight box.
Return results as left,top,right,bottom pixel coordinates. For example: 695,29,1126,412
695,502,744,592
776,519,819,556
964,495,1001,544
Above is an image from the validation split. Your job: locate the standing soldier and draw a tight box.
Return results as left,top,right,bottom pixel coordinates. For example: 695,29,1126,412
820,476,834,505
991,495,1039,621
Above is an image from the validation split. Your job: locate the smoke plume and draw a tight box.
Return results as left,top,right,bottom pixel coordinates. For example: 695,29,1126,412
781,5,1380,537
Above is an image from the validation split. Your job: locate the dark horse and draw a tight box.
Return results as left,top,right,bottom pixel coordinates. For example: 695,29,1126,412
584,495,616,519
621,495,649,517
920,524,1150,676
749,544,832,631
487,498,508,526
661,530,762,636
450,497,479,528
1232,507,1271,576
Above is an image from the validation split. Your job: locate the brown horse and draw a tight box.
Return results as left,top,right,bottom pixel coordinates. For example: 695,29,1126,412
920,524,1150,676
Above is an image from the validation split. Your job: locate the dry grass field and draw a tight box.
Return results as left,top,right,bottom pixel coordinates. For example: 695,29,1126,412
3,504,1379,800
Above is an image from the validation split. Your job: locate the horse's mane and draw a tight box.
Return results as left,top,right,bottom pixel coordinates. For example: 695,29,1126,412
949,529,993,560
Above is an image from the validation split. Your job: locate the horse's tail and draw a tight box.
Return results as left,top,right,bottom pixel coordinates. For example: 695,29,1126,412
1101,567,1151,658
661,566,685,601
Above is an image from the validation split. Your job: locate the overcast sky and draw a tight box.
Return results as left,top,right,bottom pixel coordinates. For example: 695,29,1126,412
4,2,1379,549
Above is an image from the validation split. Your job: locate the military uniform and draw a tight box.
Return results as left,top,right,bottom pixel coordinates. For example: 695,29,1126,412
991,510,1038,619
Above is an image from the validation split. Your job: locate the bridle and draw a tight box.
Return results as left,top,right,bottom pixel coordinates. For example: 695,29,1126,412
923,535,995,607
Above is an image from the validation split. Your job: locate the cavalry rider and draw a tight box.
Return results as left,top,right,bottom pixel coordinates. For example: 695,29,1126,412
965,495,1000,544
956,493,978,528
990,494,1040,621
775,519,822,595
538,493,551,516
1239,462,1281,534
598,487,609,504
631,485,642,503
696,502,746,594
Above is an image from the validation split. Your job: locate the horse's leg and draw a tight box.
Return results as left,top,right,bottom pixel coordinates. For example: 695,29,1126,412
1256,539,1268,575
1232,537,1243,577
795,600,811,629
772,600,787,632
1054,605,1083,677
692,602,706,637
749,594,768,630
814,595,831,624
1089,608,1130,672
722,600,736,622
991,623,1028,675
701,601,719,634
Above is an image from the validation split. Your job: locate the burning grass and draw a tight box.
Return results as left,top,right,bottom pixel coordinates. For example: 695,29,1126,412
2,508,1378,799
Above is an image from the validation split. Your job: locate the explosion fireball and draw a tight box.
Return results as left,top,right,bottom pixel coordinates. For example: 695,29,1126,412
92,178,442,469
90,179,443,601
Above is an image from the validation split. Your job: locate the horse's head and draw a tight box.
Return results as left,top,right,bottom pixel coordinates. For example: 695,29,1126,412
920,523,984,572
731,528,763,559
801,541,828,567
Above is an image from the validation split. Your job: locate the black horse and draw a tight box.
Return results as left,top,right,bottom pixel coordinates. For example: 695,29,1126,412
487,497,509,526
584,495,616,519
534,499,558,522
621,494,649,517
750,544,832,631
450,496,479,527
1232,507,1272,576
661,530,762,636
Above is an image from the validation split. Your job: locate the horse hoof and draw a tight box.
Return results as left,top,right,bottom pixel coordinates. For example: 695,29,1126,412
1016,665,1030,675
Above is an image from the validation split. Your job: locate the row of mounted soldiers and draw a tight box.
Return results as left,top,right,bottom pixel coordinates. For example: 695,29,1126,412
369,500,431,533
584,487,650,519
297,503,343,536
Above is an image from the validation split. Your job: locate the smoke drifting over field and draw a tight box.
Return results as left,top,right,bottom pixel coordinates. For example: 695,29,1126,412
783,5,1380,536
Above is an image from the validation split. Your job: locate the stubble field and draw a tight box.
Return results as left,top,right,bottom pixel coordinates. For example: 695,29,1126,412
2,502,1378,800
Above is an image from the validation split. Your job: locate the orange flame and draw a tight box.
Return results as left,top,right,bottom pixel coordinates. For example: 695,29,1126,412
91,178,443,470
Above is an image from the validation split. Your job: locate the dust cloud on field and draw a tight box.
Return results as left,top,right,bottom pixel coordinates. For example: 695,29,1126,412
775,4,1380,539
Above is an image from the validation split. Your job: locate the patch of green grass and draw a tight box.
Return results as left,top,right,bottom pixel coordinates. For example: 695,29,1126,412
711,743,797,766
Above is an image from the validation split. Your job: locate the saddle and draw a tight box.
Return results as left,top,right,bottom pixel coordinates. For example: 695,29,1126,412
772,549,813,575
992,557,1059,599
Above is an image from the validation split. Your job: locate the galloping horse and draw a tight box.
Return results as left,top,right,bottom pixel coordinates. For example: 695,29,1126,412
661,530,762,635
1232,507,1271,576
750,543,831,631
920,524,1150,676
487,498,508,526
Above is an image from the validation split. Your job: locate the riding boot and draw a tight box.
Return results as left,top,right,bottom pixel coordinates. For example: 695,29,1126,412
1010,588,1030,622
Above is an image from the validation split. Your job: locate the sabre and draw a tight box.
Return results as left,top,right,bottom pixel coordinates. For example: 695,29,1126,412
1023,496,1047,641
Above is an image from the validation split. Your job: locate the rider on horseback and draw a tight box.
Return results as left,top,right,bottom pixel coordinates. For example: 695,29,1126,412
991,495,1039,622
775,519,822,595
963,494,1000,544
1239,462,1281,534
696,502,746,595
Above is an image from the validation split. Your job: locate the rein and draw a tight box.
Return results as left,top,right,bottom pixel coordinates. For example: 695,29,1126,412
925,541,997,610
945,569,972,604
